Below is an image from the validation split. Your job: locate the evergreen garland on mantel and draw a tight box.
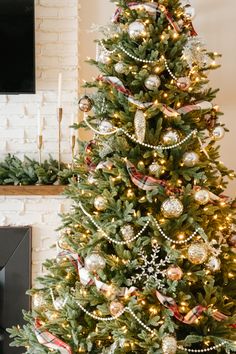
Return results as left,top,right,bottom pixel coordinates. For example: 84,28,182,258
0,154,73,186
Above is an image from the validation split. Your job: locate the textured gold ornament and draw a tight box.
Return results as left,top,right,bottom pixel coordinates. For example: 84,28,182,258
134,109,146,143
194,189,210,205
166,265,183,281
206,256,221,272
161,196,184,219
94,195,107,211
162,335,177,354
187,243,208,264
176,77,191,91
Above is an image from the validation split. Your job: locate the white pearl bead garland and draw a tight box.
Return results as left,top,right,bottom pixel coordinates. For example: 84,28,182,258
83,113,198,150
118,44,158,64
163,56,195,82
177,342,226,352
78,201,150,245
120,128,198,151
153,219,202,245
99,41,117,55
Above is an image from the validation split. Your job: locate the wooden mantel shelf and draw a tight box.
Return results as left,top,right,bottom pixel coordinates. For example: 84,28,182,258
0,185,66,196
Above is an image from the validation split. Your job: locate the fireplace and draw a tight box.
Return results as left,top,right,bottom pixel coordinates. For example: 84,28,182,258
0,227,31,354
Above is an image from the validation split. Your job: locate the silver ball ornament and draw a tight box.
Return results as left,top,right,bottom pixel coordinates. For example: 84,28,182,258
84,253,106,272
128,21,145,39
206,256,221,272
187,243,208,264
148,162,162,177
114,62,126,74
94,195,107,211
144,75,161,90
88,173,97,184
176,77,191,91
120,224,134,240
182,152,199,167
161,130,180,146
109,301,124,317
99,120,113,134
98,51,110,64
212,126,225,141
33,294,46,308
194,189,210,205
162,335,177,354
78,95,93,112
161,196,184,219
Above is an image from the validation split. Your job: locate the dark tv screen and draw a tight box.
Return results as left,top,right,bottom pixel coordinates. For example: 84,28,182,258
0,0,35,94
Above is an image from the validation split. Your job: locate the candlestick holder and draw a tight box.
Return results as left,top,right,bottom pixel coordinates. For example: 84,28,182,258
71,134,76,169
36,134,43,185
58,107,63,170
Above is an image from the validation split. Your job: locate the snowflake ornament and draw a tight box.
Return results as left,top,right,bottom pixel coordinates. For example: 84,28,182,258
182,37,211,69
131,245,171,290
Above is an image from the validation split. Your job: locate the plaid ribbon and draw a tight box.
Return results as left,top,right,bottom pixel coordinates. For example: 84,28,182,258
126,160,166,191
177,101,213,115
97,75,131,96
156,291,206,324
85,140,97,170
35,319,72,354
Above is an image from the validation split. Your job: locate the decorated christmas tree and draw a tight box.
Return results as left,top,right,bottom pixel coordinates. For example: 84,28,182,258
10,0,236,353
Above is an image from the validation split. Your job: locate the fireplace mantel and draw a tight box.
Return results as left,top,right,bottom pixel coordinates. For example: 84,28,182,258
0,185,65,196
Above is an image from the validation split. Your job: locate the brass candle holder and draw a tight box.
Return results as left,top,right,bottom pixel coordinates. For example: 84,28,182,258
38,134,43,165
71,134,76,168
58,107,63,170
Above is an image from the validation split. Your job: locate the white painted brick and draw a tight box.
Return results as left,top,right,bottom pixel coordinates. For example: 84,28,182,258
39,0,77,8
0,199,24,211
0,128,25,139
36,6,59,18
40,19,77,33
0,103,25,115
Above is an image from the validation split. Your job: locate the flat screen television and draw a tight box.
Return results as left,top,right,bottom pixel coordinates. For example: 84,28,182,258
0,0,35,94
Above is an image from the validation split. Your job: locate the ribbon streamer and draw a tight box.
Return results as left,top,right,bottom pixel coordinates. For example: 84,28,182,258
156,291,206,324
126,160,166,191
97,75,131,96
35,319,72,354
177,101,213,115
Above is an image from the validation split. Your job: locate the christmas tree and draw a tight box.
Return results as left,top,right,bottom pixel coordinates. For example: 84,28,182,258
10,0,236,353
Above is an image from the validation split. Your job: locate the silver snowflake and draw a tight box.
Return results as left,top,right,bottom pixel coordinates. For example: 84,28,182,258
182,37,211,69
131,245,170,290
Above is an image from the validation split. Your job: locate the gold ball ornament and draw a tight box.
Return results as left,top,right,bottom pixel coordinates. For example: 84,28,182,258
176,77,191,91
212,126,225,141
166,265,183,281
144,75,161,90
194,189,210,205
162,335,177,354
187,243,208,264
183,151,199,167
148,162,162,177
228,233,236,247
84,253,106,272
78,95,93,112
161,129,180,146
206,256,221,272
109,301,124,317
128,21,145,39
161,196,184,219
94,195,107,211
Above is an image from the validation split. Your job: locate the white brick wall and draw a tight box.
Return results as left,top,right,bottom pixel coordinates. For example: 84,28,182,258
0,0,78,281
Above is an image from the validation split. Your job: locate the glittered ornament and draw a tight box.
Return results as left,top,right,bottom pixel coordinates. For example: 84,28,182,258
33,294,45,308
53,297,66,310
176,77,191,91
162,335,177,354
98,51,110,64
84,253,106,272
78,95,93,112
211,126,225,141
134,109,146,142
184,4,196,20
206,256,221,272
114,62,126,74
99,120,113,134
120,224,134,240
166,265,183,281
194,189,210,205
109,301,124,317
187,243,208,264
161,196,184,219
144,75,161,90
94,195,107,211
88,173,97,184
128,21,145,39
161,129,180,146
228,233,236,247
183,151,199,167
148,162,162,177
